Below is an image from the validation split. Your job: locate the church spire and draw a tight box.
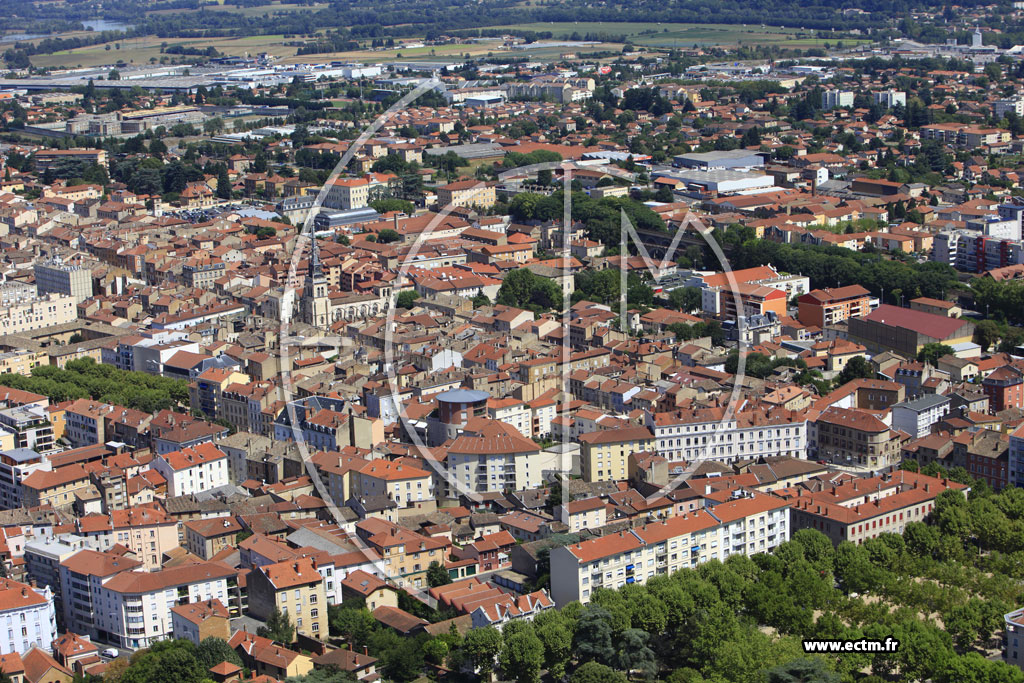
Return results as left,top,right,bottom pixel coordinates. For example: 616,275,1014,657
309,230,323,279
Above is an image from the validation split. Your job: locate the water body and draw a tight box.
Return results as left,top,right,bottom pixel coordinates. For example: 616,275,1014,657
0,33,46,44
82,20,135,32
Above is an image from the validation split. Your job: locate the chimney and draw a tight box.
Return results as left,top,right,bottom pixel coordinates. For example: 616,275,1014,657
394,214,399,231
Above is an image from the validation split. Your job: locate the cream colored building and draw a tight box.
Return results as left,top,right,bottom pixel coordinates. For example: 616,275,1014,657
579,425,656,482
0,293,77,334
352,459,433,508
550,494,790,606
0,350,47,376
324,177,370,211
436,180,496,209
247,558,328,641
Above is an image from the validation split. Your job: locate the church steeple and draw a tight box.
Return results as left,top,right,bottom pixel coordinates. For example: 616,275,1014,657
303,230,329,327
309,231,324,279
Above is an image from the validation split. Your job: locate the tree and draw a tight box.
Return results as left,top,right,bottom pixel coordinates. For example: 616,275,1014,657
836,356,875,386
395,290,419,309
426,561,451,587
120,640,206,683
974,319,1000,351
216,166,231,199
369,198,414,215
766,658,840,683
917,342,954,366
614,628,657,678
460,626,502,680
570,662,628,683
377,228,401,244
574,605,616,665
536,618,572,680
149,138,168,159
668,287,701,313
196,637,242,670
203,117,224,135
257,608,294,644
497,268,563,313
472,292,491,309
500,624,545,683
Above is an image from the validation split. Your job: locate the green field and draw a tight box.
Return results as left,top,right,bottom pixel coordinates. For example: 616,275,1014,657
480,21,868,48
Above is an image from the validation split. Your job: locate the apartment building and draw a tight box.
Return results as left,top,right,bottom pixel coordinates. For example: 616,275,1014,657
0,579,57,656
354,518,450,590
0,292,77,335
444,419,553,494
550,493,790,606
920,122,1011,148
63,399,114,448
891,394,951,439
436,180,497,209
813,407,902,471
1010,423,1024,488
169,598,231,645
58,550,143,642
647,407,808,466
821,90,854,109
248,558,328,641
932,230,1024,273
0,350,47,377
555,496,607,531
797,285,872,328
188,368,250,421
33,260,93,304
983,367,1024,412
21,463,91,509
578,426,656,483
352,460,433,509
0,404,55,453
184,517,244,560
75,506,178,571
23,535,89,629
151,442,230,497
94,562,236,649
0,448,51,510
785,471,967,545
323,177,370,211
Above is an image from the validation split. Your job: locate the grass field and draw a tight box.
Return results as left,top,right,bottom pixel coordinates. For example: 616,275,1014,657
480,21,869,48
28,18,873,70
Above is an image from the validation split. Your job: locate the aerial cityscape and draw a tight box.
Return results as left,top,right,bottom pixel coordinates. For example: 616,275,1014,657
3,1,1024,682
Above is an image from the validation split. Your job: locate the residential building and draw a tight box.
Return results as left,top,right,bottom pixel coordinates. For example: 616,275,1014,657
550,494,790,606
983,367,1024,412
247,558,328,641
170,599,231,645
184,516,243,560
0,579,57,655
813,407,902,471
151,443,230,497
352,460,433,509
786,471,967,545
647,407,808,466
821,90,854,109
33,260,93,304
578,426,656,483
0,293,77,335
891,394,951,439
797,285,872,328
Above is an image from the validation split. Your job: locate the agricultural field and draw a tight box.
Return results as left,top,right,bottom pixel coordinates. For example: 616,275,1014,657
30,33,300,69
481,21,870,48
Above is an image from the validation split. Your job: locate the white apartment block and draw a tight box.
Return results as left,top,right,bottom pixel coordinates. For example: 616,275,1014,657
151,443,230,497
873,90,907,108
487,399,532,438
821,90,854,110
93,562,235,649
0,579,57,655
891,395,950,440
1010,424,1024,488
995,96,1024,119
646,409,808,466
33,260,93,304
550,495,789,606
